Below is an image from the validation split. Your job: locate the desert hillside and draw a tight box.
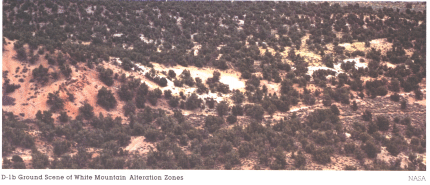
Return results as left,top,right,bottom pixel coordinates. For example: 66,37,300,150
2,0,426,170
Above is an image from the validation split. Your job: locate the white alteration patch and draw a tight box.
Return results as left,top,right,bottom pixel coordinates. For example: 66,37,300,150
134,62,151,73
112,57,122,65
306,58,369,82
265,83,279,92
238,20,244,26
130,62,239,103
290,106,309,112
219,76,245,90
334,58,368,71
113,33,123,37
345,133,351,138
307,57,368,77
139,34,153,43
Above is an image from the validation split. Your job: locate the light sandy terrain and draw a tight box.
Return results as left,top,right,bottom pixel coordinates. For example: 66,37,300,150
2,39,126,121
132,61,247,103
125,136,155,154
2,40,50,119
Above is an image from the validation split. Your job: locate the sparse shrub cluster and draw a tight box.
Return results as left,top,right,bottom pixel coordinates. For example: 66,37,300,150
145,68,168,87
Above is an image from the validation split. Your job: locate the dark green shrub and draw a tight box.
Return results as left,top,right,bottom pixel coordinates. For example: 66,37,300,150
168,96,180,108
367,122,378,134
393,117,400,123
144,128,161,142
53,140,71,156
212,71,221,82
118,84,133,101
344,165,357,170
294,151,306,168
31,150,50,169
67,92,75,102
270,148,286,170
97,87,117,110
32,65,50,85
216,101,229,116
238,142,252,158
135,83,148,108
137,83,149,95
362,109,372,121
147,89,161,106
376,86,388,96
179,134,189,146
164,90,172,99
400,117,411,125
401,100,407,109
232,105,244,116
351,101,358,111
121,58,133,71
303,94,316,105
306,109,340,131
344,142,356,154
330,104,340,115
354,148,365,160
359,132,372,143
376,116,390,131
47,91,64,112
59,112,69,123
312,146,333,164
231,90,245,104
227,115,237,124
353,122,366,133
386,136,405,156
220,141,233,154
185,93,203,110
415,89,423,100
390,93,400,102
362,141,380,158
205,98,215,109
3,78,21,94
16,47,27,61
60,64,72,78
203,157,216,169
411,137,420,146
97,66,114,86
168,70,176,78
389,79,400,92
135,94,146,109
78,102,94,120
12,155,24,163
159,77,168,87
205,116,224,133
224,162,232,170
245,104,265,120
123,101,136,117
